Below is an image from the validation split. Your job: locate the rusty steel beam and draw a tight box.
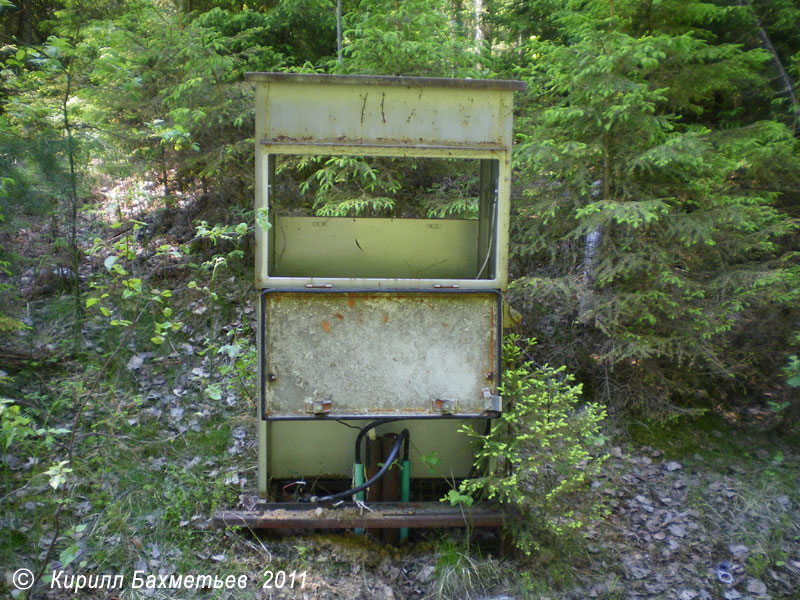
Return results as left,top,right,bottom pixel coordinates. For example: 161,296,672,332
212,502,503,530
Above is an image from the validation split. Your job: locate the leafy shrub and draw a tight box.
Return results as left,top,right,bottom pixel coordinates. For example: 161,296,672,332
459,335,608,554
785,354,800,388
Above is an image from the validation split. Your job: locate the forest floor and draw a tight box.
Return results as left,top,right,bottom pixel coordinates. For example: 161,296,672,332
1,188,798,600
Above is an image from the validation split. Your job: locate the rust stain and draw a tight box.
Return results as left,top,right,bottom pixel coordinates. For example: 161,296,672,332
335,313,344,320
360,93,368,124
348,297,355,309
321,320,331,332
383,313,389,324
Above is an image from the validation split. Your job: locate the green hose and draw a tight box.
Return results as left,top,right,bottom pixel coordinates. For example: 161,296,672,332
400,459,410,540
354,463,365,534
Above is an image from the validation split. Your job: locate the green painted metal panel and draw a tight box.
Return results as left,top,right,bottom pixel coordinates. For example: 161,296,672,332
250,72,520,290
260,419,480,489
271,216,479,279
247,73,516,150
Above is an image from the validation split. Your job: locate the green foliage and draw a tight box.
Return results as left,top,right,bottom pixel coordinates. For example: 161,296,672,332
785,355,800,388
261,0,338,64
0,0,799,587
297,155,400,217
278,154,482,219
86,222,181,349
751,0,800,94
1,386,78,572
0,35,88,231
163,8,285,195
337,0,481,77
0,398,33,452
460,336,608,554
184,220,255,400
510,3,800,412
35,2,292,205
443,488,474,507
420,450,441,475
424,538,503,600
0,396,71,459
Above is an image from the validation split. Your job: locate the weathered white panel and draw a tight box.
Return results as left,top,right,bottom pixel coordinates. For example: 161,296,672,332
263,292,498,417
264,84,508,149
247,72,523,152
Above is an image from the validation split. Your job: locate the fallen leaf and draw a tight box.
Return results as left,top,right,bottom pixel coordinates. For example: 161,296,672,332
668,524,686,538
126,354,145,371
728,544,749,560
416,565,435,583
746,579,767,595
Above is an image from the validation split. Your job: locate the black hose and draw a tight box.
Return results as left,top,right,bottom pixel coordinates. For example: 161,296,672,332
354,418,401,465
308,428,409,503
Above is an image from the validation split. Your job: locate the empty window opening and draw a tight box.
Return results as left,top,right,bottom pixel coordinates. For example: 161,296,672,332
266,156,499,280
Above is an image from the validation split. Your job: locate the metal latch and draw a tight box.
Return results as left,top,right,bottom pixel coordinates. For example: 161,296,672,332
482,388,502,413
432,398,458,414
304,399,333,415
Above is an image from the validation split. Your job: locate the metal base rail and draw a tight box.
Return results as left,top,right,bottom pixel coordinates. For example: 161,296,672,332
212,502,503,530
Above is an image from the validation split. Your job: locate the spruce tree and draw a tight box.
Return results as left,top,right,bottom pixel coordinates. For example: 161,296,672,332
510,1,800,412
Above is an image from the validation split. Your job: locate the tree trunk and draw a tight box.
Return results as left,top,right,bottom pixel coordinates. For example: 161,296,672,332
473,0,483,41
336,0,342,63
578,226,602,325
21,0,33,45
737,0,799,134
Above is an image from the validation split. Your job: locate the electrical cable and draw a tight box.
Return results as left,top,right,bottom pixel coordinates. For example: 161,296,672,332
476,191,497,279
306,428,409,503
354,418,402,465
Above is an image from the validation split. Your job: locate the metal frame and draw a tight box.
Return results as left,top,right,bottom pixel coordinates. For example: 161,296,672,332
246,71,526,90
245,72,525,499
248,71,521,291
